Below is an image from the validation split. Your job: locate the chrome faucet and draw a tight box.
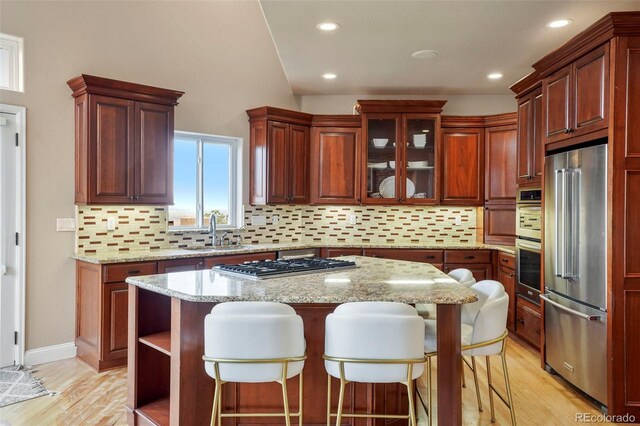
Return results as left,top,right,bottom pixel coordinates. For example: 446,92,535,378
209,215,220,246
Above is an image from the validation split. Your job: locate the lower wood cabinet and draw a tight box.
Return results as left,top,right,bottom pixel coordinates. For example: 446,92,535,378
362,248,443,264
516,295,542,349
496,252,516,332
76,252,277,371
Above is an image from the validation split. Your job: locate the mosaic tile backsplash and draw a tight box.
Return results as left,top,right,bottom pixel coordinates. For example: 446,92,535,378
76,205,478,255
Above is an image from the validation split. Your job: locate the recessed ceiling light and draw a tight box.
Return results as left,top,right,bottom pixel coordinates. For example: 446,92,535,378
487,73,503,80
322,73,337,80
411,49,440,59
547,19,573,28
317,22,340,31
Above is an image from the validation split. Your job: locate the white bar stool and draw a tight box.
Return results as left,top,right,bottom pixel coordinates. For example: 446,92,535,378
421,280,516,425
417,268,476,319
203,301,306,426
323,302,426,426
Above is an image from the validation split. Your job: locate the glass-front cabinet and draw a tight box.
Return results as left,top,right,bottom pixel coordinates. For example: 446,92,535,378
359,103,442,204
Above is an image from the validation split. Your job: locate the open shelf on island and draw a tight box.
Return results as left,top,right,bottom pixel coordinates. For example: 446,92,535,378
139,331,171,356
137,396,170,426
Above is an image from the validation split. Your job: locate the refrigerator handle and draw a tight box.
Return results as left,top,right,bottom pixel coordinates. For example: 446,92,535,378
564,169,580,279
554,170,565,277
540,294,601,321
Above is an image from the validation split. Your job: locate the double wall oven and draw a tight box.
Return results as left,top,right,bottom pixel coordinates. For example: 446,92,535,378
515,188,542,304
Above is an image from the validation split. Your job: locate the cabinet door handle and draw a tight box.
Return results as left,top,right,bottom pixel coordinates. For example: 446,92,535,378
127,269,141,275
564,128,570,134
508,273,515,278
517,318,525,325
129,196,135,201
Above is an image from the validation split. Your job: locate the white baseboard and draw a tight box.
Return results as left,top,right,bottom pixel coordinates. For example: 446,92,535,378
24,342,77,366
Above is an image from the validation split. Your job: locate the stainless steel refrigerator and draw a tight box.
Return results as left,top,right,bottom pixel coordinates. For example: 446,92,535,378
543,143,608,407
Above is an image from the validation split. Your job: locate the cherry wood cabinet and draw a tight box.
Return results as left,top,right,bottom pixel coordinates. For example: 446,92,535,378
514,81,543,187
542,44,609,145
356,100,446,205
440,127,484,205
516,296,541,349
310,116,362,205
496,252,516,332
320,248,364,258
157,257,204,273
67,75,183,205
484,204,516,245
247,107,313,205
484,122,517,204
203,251,276,268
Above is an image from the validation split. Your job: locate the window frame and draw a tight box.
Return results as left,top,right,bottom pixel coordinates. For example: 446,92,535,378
169,130,242,231
0,33,24,93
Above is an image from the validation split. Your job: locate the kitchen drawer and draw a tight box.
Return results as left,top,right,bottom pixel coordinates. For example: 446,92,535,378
497,252,516,270
444,250,492,264
321,248,363,258
103,262,157,283
204,252,277,269
516,296,542,349
363,249,444,263
158,258,205,273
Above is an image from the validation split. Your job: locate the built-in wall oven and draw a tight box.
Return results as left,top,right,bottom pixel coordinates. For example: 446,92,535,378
515,188,542,304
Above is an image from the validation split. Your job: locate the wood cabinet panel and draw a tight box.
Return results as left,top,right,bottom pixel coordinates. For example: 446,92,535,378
267,121,290,203
103,261,157,283
310,127,361,204
157,258,204,273
517,97,532,183
249,120,268,205
103,282,128,361
203,252,277,268
444,250,491,264
288,124,310,203
135,102,173,204
532,90,544,180
573,45,609,137
484,204,516,245
516,296,541,349
498,265,516,331
441,128,484,205
90,95,135,202
498,252,516,270
77,263,100,349
544,65,572,143
485,125,517,203
363,248,444,263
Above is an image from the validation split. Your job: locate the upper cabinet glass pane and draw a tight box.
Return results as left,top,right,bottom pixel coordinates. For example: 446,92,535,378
365,118,397,200
405,118,436,199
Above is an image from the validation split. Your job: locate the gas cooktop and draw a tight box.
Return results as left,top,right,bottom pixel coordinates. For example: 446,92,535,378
212,257,357,280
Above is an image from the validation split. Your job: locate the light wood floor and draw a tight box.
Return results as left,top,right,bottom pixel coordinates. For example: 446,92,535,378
0,336,609,426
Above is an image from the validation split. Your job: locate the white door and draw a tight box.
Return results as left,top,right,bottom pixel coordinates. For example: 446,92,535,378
0,111,19,367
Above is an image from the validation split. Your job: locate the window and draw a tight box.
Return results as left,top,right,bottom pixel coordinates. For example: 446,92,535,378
0,33,24,92
169,131,242,230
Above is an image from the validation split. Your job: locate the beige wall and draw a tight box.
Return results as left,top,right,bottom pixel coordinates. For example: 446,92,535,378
0,1,298,351
300,94,516,116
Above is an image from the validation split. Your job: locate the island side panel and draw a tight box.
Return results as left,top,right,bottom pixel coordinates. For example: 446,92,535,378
436,304,462,426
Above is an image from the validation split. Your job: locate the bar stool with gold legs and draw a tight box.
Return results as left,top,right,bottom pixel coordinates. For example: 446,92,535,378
421,280,516,425
323,302,426,426
203,302,306,426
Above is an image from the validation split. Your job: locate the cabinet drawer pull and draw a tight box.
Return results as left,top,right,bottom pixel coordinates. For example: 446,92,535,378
501,258,508,263
127,269,141,275
508,273,515,278
425,255,435,259
464,255,475,259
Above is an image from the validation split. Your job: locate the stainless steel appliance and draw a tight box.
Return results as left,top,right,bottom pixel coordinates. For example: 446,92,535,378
543,143,607,407
213,257,356,279
515,188,542,304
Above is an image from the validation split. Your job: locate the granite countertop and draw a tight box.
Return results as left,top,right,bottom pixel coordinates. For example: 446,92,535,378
73,242,516,264
125,256,478,305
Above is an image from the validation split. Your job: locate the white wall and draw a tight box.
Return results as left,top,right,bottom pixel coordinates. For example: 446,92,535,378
300,94,516,116
0,0,298,352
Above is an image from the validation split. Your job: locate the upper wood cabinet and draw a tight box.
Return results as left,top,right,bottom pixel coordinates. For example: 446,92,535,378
310,116,362,205
484,119,517,204
542,44,609,144
356,100,446,205
68,75,183,205
440,124,484,206
515,81,543,186
247,107,312,205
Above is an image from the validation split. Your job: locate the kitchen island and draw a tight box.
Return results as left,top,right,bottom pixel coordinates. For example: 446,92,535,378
125,256,477,426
